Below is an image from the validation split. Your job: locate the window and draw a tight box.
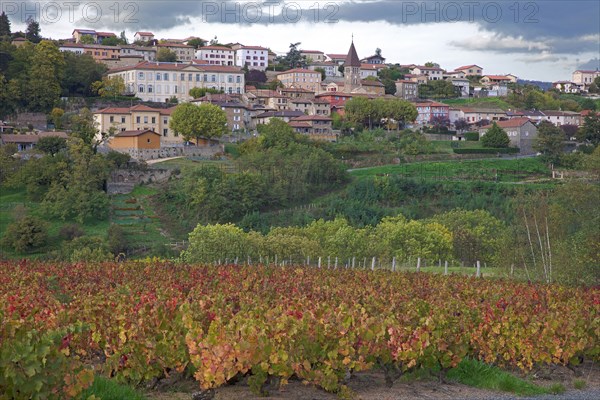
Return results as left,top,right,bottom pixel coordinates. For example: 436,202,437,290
163,118,168,124
156,73,161,81
151,117,156,123
148,85,153,93
121,117,125,123
173,73,177,81
236,87,241,94
144,116,148,123
174,86,178,93
163,73,169,81
138,84,144,92
180,73,185,81
147,138,151,143
163,128,168,136
136,116,141,123
110,116,114,122
228,75,233,83
204,74,208,82
228,87,233,93
236,76,241,83
196,74,200,82
138,72,144,80
189,73,193,81
211,75,216,82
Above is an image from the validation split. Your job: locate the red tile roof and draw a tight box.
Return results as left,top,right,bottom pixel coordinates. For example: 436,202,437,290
240,45,268,51
135,32,154,36
277,68,319,75
199,45,234,51
454,64,482,71
481,117,532,129
292,115,332,121
483,75,512,80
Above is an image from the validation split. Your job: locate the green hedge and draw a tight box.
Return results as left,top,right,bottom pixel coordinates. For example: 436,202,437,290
464,132,480,141
453,147,520,154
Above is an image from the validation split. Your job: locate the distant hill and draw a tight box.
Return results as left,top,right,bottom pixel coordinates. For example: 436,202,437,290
517,79,553,91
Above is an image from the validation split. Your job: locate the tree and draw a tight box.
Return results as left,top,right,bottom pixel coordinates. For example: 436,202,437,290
283,42,305,69
454,118,469,132
0,11,11,39
314,67,326,81
157,48,177,62
49,107,64,129
430,209,507,264
266,79,283,90
385,99,418,129
182,223,253,263
560,124,579,139
189,87,223,99
79,35,95,44
27,40,64,111
578,111,600,146
375,48,382,57
345,96,375,129
25,17,41,43
102,36,127,46
245,69,267,86
431,115,451,132
187,37,207,49
1,216,49,253
535,120,565,163
91,75,125,98
42,137,110,222
481,122,510,148
36,136,67,156
418,80,458,99
70,107,103,150
169,102,227,144
61,52,107,97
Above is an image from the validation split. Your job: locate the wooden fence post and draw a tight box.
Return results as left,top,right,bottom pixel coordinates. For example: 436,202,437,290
444,260,448,275
318,257,321,269
417,257,421,272
476,260,481,277
392,257,396,272
371,257,376,271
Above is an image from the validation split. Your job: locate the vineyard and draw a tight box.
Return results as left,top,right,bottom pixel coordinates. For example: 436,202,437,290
1,261,598,399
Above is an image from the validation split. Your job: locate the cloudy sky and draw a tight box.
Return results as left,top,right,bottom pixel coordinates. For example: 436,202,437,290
5,0,600,81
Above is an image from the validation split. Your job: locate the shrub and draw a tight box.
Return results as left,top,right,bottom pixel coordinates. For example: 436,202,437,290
107,223,128,255
59,223,85,241
61,236,112,262
1,216,49,253
481,123,510,148
464,131,480,141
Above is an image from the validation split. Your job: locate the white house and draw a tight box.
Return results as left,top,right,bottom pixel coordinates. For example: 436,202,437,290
233,45,269,71
107,61,245,103
195,46,235,66
410,65,444,80
134,32,155,42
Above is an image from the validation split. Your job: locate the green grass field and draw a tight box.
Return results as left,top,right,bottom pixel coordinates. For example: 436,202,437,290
350,157,551,182
0,187,110,259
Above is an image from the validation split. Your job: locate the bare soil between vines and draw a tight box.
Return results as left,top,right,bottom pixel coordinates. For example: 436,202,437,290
147,361,600,400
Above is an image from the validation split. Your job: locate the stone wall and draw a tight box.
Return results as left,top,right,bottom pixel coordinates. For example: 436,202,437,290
107,168,173,194
113,144,224,161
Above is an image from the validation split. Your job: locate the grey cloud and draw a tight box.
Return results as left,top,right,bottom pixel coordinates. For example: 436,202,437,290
578,58,600,70
10,0,599,54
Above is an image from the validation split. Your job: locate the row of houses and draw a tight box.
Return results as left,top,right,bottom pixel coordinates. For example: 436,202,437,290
553,69,600,93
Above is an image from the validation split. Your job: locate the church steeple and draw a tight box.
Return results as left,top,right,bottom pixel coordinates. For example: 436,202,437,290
344,38,361,92
344,39,361,68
